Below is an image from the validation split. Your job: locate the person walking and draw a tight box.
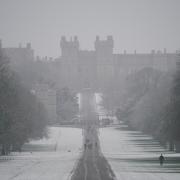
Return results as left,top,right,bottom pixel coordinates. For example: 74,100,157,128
84,143,87,151
159,154,165,166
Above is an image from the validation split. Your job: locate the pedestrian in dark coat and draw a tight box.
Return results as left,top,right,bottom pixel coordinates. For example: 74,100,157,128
159,154,165,166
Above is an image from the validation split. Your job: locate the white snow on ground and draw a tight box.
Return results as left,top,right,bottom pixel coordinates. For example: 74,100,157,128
0,127,82,180
100,125,180,180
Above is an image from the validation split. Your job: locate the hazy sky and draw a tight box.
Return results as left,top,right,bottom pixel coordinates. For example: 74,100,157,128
0,0,180,57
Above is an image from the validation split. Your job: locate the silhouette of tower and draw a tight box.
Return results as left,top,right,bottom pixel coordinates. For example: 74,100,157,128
60,36,79,58
95,36,114,90
60,36,79,89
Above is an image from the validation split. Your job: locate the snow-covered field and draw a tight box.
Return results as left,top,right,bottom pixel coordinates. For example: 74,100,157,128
1,125,180,180
0,127,82,180
100,125,180,180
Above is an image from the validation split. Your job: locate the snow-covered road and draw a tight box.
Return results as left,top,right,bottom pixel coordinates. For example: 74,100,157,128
1,125,180,180
0,127,82,180
100,125,180,180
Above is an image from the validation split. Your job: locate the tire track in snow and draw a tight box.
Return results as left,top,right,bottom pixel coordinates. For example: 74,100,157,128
8,160,41,180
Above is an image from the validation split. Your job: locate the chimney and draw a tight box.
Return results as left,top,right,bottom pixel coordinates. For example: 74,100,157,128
163,48,167,54
107,35,113,41
96,35,100,41
19,43,22,48
61,36,66,42
151,49,155,54
74,36,78,41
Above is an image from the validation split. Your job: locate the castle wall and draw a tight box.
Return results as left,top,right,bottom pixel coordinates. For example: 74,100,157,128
2,37,177,92
59,36,177,91
3,43,34,69
114,53,176,80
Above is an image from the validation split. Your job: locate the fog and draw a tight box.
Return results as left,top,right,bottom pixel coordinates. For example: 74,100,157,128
0,0,180,57
0,0,180,180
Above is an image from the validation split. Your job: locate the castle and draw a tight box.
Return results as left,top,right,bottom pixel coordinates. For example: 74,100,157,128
1,37,177,92
0,37,178,124
1,41,34,70
58,36,177,91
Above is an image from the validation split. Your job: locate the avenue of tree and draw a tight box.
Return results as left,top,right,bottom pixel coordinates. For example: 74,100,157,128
1,41,180,154
104,53,180,151
0,48,48,155
0,47,78,155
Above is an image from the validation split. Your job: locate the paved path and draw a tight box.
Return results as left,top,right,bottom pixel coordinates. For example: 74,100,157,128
72,90,180,180
1,89,180,180
71,90,116,180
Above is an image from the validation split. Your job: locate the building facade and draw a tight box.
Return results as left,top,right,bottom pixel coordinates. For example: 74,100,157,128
58,36,177,91
33,83,57,125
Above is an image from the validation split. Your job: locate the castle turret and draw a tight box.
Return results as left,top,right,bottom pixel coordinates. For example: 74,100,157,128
60,36,79,58
95,36,114,88
94,36,100,50
95,36,113,58
74,36,79,48
60,36,80,89
107,35,114,49
26,43,31,49
163,48,167,54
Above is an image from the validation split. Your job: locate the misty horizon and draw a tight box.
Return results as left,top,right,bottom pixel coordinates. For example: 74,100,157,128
1,1,180,179
0,0,180,57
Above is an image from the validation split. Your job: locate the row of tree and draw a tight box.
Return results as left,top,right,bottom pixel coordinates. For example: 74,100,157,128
0,48,48,155
116,68,173,143
104,60,180,151
4,45,79,126
56,87,79,124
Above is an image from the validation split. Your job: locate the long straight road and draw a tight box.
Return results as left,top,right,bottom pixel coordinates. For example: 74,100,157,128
71,90,180,180
0,92,180,180
71,90,116,180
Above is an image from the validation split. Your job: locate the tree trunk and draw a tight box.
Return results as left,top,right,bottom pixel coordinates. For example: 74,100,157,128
1,144,10,155
169,140,175,151
1,144,6,155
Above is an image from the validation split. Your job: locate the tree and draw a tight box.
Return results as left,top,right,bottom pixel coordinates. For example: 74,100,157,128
165,51,180,150
56,87,78,124
0,47,48,154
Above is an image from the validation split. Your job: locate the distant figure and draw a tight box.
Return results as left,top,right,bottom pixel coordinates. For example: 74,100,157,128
86,139,90,143
88,143,92,150
159,154,165,166
54,143,57,152
84,143,87,150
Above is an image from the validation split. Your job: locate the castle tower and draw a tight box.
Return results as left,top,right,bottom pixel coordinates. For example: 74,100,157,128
95,36,114,90
95,35,113,60
60,36,79,58
60,36,80,89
